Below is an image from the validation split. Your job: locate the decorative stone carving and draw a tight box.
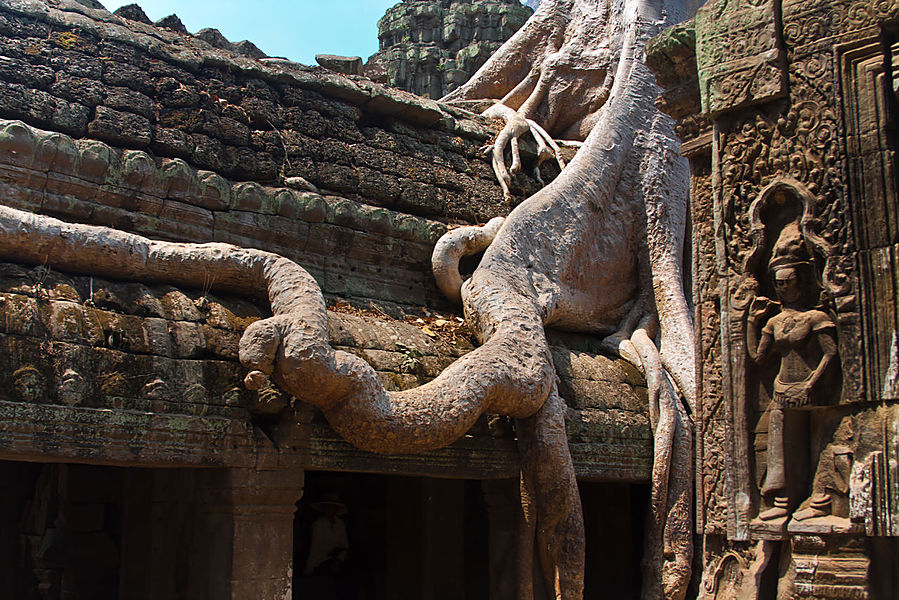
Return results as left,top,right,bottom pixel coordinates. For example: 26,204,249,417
733,179,843,531
653,0,899,596
57,368,86,407
695,0,788,115
12,365,45,404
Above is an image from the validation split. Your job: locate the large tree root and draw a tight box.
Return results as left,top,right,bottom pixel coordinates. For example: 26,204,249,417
0,202,586,593
435,0,698,598
432,216,505,303
0,205,558,452
517,386,585,600
0,3,698,598
630,320,694,600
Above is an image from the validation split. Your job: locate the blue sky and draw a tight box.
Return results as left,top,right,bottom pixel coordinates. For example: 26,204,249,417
99,1,404,66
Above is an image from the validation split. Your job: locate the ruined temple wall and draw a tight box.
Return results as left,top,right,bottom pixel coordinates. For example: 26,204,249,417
0,0,551,313
651,0,899,597
0,3,654,597
0,0,652,482
366,0,533,98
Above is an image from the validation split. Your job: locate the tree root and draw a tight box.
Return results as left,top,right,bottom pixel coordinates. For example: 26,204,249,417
629,320,694,600
482,104,566,200
517,386,585,600
432,216,505,303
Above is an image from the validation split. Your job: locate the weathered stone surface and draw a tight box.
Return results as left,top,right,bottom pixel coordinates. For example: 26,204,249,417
315,54,363,76
154,14,187,34
0,118,453,309
0,258,650,480
695,0,787,115
194,27,231,50
0,0,545,220
650,0,899,597
113,4,151,25
232,40,266,60
365,0,532,98
87,106,153,148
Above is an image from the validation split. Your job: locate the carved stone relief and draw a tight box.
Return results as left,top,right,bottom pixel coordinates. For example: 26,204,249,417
696,0,788,115
727,179,848,537
679,0,899,596
12,365,45,404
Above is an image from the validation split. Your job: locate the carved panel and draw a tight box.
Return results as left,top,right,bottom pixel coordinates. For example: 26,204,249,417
783,0,899,52
792,534,871,598
702,0,899,545
691,155,730,535
696,0,788,115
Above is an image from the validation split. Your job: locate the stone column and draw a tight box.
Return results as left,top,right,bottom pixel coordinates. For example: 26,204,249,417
189,467,304,600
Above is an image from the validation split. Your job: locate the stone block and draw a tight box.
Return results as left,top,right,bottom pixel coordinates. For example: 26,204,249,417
104,87,156,119
315,54,364,76
151,127,192,158
87,106,152,148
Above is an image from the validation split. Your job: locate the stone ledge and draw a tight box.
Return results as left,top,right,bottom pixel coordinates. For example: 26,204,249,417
0,260,652,480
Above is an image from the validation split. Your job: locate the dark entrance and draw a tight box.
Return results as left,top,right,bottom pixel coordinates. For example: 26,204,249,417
294,473,649,600
295,472,491,600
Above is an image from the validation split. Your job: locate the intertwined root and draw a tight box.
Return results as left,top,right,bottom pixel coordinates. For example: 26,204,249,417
482,104,567,200
517,387,585,600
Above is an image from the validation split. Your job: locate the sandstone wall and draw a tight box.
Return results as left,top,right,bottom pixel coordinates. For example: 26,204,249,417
0,0,650,480
366,0,532,98
0,0,551,314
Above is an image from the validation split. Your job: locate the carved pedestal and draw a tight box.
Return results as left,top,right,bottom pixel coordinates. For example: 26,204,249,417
791,535,870,599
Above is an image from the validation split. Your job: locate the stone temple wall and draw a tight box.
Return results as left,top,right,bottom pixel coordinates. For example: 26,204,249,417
648,0,899,597
365,0,532,98
0,2,653,597
0,0,556,314
0,0,645,472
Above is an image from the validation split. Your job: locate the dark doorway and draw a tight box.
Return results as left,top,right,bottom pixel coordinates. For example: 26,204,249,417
295,472,490,600
582,481,649,600
295,473,649,600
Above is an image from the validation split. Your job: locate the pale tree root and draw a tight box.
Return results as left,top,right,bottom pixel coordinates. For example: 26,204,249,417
516,386,585,600
0,204,584,596
0,205,559,452
432,216,505,304
482,104,567,201
629,320,694,600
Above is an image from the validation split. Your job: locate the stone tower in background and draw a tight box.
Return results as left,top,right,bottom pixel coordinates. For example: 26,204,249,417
365,0,533,98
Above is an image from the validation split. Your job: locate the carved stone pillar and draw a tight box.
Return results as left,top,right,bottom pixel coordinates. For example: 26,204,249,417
189,467,304,600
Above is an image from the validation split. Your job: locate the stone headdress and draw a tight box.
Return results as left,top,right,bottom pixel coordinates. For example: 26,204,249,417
768,221,813,273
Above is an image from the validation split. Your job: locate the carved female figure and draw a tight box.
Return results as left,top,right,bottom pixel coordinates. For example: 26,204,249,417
745,222,838,521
